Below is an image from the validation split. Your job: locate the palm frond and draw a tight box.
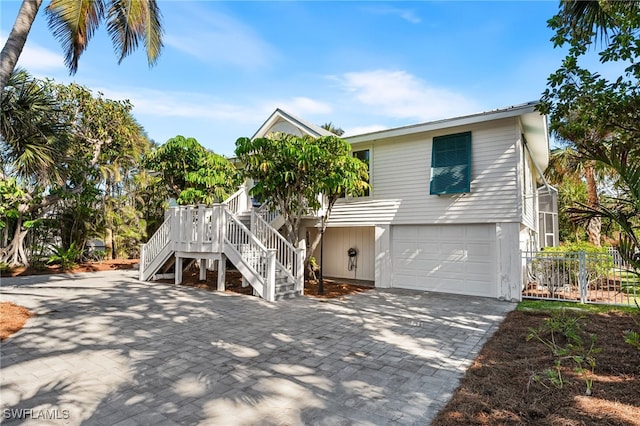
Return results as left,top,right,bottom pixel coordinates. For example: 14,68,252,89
1,69,66,184
46,0,105,74
106,0,163,66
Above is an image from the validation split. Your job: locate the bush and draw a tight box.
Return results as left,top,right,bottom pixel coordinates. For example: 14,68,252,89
47,242,82,270
532,243,614,290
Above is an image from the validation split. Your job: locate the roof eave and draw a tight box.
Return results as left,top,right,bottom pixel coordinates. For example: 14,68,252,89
345,102,540,144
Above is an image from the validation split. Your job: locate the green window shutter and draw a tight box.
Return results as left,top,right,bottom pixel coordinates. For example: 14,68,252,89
430,132,471,195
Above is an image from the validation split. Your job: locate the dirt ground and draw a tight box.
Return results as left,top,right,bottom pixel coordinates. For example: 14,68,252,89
432,309,640,425
2,258,140,277
2,261,639,424
157,267,373,299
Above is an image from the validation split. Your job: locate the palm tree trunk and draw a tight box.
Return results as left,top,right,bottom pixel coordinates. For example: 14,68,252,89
0,0,43,91
584,161,601,247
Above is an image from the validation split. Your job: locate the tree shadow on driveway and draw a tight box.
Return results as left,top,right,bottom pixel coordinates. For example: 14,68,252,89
0,271,514,425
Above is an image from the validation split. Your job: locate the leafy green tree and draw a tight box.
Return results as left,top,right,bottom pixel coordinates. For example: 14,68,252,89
539,0,640,269
235,132,369,265
0,70,67,266
1,72,152,265
0,0,164,91
145,135,241,206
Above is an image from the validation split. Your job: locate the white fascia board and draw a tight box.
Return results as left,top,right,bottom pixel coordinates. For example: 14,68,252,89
345,102,540,145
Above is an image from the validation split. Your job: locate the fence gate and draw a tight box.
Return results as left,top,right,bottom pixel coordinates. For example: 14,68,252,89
522,250,639,306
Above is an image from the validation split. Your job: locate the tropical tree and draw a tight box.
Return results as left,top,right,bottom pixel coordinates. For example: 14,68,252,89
144,135,241,206
539,0,640,269
0,70,67,266
0,68,67,183
1,73,152,266
0,0,163,91
235,132,369,266
545,145,612,245
321,122,345,136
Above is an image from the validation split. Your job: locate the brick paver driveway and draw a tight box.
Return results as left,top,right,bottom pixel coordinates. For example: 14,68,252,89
1,270,514,425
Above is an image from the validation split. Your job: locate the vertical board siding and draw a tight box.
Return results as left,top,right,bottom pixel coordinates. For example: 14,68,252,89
330,118,522,226
313,227,375,281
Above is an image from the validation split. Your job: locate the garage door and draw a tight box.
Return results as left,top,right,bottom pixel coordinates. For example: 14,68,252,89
392,224,497,297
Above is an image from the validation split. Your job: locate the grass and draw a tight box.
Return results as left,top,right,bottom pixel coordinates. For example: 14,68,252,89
517,299,640,314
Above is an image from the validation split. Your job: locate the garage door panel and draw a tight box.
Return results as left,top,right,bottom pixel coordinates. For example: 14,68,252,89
467,243,492,257
417,226,442,240
392,224,497,298
394,226,419,240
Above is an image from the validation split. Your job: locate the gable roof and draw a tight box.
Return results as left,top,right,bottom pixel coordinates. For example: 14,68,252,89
345,101,549,171
252,108,335,139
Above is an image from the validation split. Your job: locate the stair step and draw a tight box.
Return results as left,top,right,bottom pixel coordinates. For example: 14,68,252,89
275,290,301,300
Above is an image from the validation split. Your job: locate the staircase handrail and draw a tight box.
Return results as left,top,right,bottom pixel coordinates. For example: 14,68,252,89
223,208,276,301
139,215,172,280
252,209,305,294
223,185,249,215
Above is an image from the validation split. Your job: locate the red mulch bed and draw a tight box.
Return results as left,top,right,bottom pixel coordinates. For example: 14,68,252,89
158,268,373,299
0,302,32,340
432,310,640,425
2,258,139,277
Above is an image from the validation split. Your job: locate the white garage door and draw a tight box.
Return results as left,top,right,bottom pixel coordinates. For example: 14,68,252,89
392,224,497,297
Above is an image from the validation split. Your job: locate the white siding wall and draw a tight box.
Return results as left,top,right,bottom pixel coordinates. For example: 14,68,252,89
311,227,375,281
265,119,305,137
330,118,522,226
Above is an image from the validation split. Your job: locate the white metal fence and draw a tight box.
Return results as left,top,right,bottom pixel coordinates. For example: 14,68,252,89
522,250,639,306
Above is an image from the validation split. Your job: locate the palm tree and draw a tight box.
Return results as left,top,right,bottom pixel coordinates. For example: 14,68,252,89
0,70,67,266
546,143,614,246
321,122,345,137
559,0,640,43
0,0,163,91
0,69,66,183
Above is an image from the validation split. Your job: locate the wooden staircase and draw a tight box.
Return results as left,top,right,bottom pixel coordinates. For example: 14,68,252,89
139,186,305,302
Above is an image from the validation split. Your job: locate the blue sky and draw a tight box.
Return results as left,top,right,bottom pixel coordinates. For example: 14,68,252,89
2,1,568,156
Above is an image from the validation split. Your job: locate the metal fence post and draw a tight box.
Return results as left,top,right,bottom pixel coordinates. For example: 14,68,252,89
578,250,587,303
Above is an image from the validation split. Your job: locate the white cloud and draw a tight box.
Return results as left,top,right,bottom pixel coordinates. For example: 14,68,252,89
95,87,332,125
96,86,256,122
363,6,421,24
0,33,65,73
334,70,480,122
164,8,277,69
268,97,333,115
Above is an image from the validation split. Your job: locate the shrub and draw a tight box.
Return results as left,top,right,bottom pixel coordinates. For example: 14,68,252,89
532,243,614,290
47,242,82,270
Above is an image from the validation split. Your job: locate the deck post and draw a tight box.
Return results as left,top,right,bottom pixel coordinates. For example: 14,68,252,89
139,243,146,281
266,249,277,302
175,255,182,285
199,258,207,280
296,240,306,295
217,255,226,291
197,204,206,249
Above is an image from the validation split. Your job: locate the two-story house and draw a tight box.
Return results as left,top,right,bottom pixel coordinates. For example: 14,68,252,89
140,102,557,302
252,102,556,301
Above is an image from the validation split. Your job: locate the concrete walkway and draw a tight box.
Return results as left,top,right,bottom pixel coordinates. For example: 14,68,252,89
0,270,515,425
